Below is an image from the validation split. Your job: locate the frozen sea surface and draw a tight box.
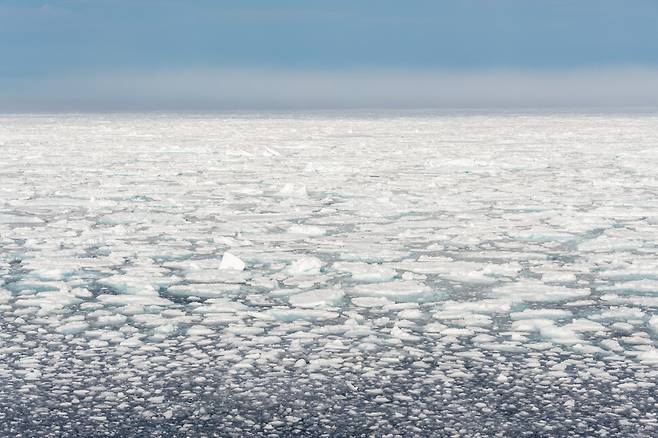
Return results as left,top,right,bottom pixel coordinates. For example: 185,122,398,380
1,113,658,437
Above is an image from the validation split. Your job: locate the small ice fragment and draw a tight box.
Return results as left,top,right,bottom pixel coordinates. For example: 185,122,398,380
263,146,281,156
649,316,658,334
289,288,344,307
220,252,245,271
167,283,239,298
288,224,326,236
510,309,572,320
496,374,508,384
0,213,43,224
351,280,430,298
187,325,214,336
351,296,392,307
277,183,307,198
333,262,397,283
493,280,590,303
55,321,89,334
286,257,323,276
390,324,420,341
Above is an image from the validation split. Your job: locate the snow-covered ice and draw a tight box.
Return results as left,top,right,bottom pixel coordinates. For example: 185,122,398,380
0,113,657,436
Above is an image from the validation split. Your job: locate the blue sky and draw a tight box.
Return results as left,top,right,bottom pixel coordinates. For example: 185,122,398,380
2,0,658,110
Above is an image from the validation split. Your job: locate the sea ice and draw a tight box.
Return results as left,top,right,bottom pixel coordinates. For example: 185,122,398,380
219,252,246,271
2,114,658,436
350,280,431,299
288,288,344,307
286,257,323,276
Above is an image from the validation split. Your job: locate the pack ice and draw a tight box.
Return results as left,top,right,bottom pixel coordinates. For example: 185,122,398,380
0,113,657,437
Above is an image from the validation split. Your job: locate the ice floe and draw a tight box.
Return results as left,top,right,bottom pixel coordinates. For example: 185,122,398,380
219,252,246,271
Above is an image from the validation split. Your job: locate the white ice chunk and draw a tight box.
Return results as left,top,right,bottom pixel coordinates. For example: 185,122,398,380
286,257,323,276
563,319,607,332
540,271,578,283
591,307,645,321
55,321,89,334
599,279,658,294
259,308,339,321
350,280,430,299
0,213,43,224
333,262,397,283
167,283,240,298
14,289,82,314
97,275,158,296
288,224,326,236
493,280,590,303
187,325,215,336
289,288,344,307
390,324,421,342
512,319,581,345
219,252,245,271
96,294,173,307
277,183,307,198
351,296,393,308
636,349,658,366
435,299,512,316
191,299,248,314
648,315,658,333
510,308,573,320
95,314,128,327
186,270,250,284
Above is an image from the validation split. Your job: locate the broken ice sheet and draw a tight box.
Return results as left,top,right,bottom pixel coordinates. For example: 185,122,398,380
1,114,657,436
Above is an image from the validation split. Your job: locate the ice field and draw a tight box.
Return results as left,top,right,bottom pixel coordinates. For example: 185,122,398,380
1,113,658,436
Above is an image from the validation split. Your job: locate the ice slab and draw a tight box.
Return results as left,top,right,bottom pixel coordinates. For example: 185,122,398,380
167,283,240,298
493,280,590,303
287,224,326,236
219,252,246,271
333,262,397,283
0,213,43,224
286,257,323,276
185,270,250,284
277,183,307,198
350,280,431,299
351,296,393,308
510,309,573,320
288,288,344,307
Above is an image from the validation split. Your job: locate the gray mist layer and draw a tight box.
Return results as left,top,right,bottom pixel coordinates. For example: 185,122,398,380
3,68,658,112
